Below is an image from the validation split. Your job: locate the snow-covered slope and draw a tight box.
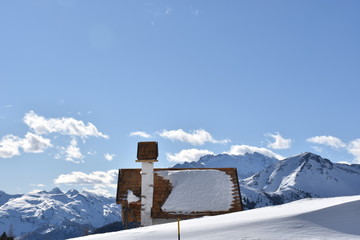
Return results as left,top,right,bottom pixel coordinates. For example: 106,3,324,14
70,195,360,240
241,152,360,208
173,152,278,179
0,188,120,239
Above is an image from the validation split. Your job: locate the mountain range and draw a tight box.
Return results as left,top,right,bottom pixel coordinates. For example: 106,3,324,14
174,152,360,209
2,151,360,239
0,188,120,239
173,152,278,178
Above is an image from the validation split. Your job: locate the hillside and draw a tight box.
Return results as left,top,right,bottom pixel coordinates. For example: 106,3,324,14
70,195,360,240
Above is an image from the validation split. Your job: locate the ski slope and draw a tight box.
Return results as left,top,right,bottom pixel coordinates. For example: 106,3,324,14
71,195,360,240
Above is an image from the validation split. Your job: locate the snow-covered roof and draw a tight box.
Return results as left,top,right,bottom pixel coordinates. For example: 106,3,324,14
156,169,234,213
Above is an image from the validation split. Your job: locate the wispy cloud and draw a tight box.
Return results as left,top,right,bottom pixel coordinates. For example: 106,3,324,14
306,135,360,163
0,133,53,158
159,129,230,146
307,136,346,149
266,132,291,149
30,183,45,187
190,6,200,16
165,7,172,15
166,148,214,163
0,105,13,119
87,151,97,156
54,170,118,194
104,153,115,161
82,187,113,197
226,145,283,160
311,146,324,153
129,131,152,139
23,111,109,139
64,138,83,163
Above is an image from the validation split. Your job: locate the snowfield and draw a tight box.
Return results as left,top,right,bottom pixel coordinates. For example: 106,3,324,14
71,195,360,240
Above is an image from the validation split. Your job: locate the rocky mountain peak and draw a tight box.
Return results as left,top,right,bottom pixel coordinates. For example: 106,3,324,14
48,187,63,195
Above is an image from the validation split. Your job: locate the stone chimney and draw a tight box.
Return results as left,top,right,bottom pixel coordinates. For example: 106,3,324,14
136,142,158,227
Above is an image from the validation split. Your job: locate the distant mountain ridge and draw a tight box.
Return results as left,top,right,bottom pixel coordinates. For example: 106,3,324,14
173,152,278,179
0,188,120,240
173,152,360,209
0,191,22,206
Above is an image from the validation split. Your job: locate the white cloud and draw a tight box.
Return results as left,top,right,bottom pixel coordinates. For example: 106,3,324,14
226,145,284,160
0,135,22,158
64,138,83,163
54,169,118,190
307,136,346,149
23,111,109,139
347,139,360,164
166,148,214,163
82,187,112,197
306,135,360,163
30,183,45,187
129,131,152,139
159,129,230,145
22,132,53,153
266,132,291,149
1,111,109,159
104,153,115,161
0,133,52,158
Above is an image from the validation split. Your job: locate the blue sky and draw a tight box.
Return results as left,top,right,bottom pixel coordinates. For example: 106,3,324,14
1,0,360,195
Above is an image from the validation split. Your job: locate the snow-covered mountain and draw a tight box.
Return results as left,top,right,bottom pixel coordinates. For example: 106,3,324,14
241,152,360,209
173,152,278,179
0,188,121,239
173,152,360,210
70,195,360,240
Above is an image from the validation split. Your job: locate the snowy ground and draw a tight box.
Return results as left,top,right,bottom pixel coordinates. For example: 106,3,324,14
71,195,360,240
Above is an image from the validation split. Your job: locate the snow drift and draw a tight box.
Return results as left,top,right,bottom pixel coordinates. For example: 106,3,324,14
71,195,360,240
